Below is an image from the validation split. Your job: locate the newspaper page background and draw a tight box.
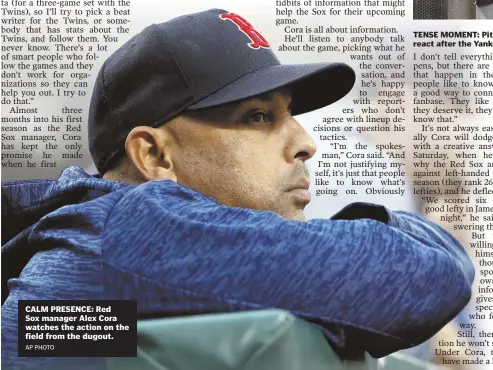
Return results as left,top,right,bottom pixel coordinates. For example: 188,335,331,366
1,0,492,369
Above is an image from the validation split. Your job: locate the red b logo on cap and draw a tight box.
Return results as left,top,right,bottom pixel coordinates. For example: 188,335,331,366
220,13,270,49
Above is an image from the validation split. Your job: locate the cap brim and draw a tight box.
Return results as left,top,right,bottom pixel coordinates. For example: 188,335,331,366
187,62,355,115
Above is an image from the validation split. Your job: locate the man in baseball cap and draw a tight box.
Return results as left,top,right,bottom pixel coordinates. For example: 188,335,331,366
2,9,473,368
89,9,355,220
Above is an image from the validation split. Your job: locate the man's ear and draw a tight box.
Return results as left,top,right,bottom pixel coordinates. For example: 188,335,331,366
124,126,177,182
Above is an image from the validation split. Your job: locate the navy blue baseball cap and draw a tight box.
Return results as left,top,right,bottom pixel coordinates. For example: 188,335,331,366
89,9,356,174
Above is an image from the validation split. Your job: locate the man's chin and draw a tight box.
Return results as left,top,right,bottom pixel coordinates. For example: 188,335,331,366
291,211,306,221
279,207,306,221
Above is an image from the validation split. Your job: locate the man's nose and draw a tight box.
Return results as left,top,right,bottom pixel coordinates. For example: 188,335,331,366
290,118,317,162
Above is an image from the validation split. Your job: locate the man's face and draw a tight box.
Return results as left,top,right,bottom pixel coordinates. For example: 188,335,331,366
164,88,317,220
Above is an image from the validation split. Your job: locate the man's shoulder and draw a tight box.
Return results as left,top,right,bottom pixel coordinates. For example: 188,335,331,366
116,179,221,209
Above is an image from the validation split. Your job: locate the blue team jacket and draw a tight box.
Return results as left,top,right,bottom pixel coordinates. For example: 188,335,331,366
1,166,474,368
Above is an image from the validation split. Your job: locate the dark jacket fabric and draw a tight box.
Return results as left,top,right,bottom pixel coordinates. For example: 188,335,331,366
1,166,474,369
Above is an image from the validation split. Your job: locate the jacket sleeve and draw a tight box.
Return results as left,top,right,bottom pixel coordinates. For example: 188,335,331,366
103,181,474,358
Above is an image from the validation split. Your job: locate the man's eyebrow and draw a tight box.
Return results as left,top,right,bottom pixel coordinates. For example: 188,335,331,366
256,94,273,102
249,89,292,103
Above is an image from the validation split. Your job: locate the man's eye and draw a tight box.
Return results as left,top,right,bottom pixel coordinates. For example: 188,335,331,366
248,112,268,124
